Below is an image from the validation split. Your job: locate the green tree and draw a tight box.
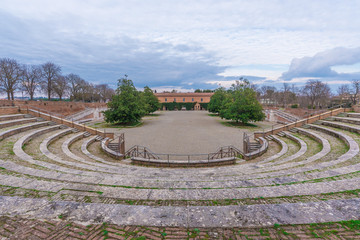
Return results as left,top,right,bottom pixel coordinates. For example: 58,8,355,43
208,87,227,114
104,78,145,124
220,79,265,124
142,86,160,114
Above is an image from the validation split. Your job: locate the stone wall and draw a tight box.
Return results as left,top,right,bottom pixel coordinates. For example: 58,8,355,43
0,100,106,117
254,108,350,138
0,107,20,115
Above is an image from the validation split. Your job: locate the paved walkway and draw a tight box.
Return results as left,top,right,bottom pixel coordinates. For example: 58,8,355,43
116,111,245,154
2,215,360,239
1,196,359,228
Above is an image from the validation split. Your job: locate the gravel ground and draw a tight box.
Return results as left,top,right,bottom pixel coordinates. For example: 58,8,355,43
104,111,248,154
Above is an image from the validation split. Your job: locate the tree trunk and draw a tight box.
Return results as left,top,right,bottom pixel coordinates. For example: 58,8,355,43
7,92,10,100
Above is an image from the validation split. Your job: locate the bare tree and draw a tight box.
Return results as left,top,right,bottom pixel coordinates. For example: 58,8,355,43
350,80,360,105
41,62,61,100
302,80,331,108
67,73,83,101
52,75,68,100
21,64,42,100
260,85,277,105
0,58,23,100
281,83,294,107
96,84,115,102
337,84,350,105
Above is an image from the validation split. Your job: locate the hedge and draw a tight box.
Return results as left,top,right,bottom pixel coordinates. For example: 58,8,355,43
161,102,196,110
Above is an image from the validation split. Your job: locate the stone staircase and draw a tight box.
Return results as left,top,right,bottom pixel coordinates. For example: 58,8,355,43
273,109,301,123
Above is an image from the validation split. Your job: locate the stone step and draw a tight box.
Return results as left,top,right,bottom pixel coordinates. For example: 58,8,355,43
95,135,104,141
264,135,274,141
83,131,92,137
0,114,26,122
289,128,297,133
277,132,285,137
0,118,38,128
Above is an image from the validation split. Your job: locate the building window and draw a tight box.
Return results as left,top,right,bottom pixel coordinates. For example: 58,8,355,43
183,98,185,102
192,98,194,102
174,98,176,102
165,98,167,102
201,98,203,102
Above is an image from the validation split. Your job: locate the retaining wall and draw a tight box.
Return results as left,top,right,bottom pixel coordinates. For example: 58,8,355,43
0,107,20,115
19,108,114,139
254,108,350,138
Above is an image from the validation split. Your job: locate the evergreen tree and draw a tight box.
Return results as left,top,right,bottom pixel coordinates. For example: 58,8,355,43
142,86,160,114
219,79,265,124
104,78,145,124
208,87,227,114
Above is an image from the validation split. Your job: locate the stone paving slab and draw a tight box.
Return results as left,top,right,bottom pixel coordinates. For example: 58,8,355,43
0,196,359,228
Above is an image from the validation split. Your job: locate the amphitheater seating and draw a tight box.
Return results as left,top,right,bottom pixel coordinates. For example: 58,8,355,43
0,111,360,228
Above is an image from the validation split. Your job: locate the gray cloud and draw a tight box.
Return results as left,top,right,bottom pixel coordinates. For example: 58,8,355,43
0,10,228,90
281,47,360,80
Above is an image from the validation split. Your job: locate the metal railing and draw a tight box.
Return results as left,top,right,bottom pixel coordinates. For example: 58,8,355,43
125,145,243,163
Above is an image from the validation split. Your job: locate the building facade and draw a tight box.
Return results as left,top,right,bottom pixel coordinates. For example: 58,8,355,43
155,92,214,110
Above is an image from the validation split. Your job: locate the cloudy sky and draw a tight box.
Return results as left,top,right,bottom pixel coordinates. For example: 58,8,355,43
1,0,360,92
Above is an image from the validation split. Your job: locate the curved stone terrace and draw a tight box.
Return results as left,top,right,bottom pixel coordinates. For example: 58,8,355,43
1,107,360,238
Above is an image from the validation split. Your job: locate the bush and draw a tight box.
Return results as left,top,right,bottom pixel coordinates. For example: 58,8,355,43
199,103,209,110
291,104,298,108
161,102,196,110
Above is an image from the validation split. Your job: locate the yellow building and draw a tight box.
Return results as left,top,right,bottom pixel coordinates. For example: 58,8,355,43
155,92,214,110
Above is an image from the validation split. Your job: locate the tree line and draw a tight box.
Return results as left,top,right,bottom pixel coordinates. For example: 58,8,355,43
0,58,114,102
257,79,360,109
